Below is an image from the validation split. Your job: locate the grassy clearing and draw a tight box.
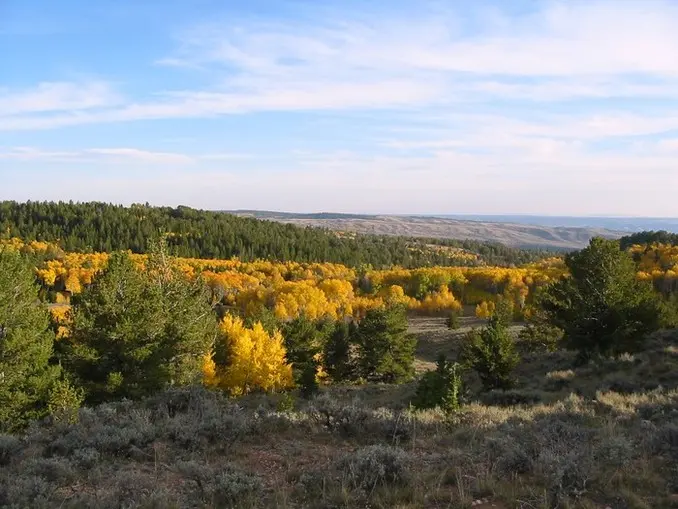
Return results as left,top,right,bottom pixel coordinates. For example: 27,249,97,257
2,318,678,508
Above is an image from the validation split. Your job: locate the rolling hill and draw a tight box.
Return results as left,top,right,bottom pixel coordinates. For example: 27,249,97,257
227,211,624,250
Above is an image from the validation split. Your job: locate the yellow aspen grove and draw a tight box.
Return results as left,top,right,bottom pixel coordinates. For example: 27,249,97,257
419,285,463,315
378,284,418,308
49,305,72,339
3,236,649,324
475,301,496,319
202,353,218,387
206,314,293,396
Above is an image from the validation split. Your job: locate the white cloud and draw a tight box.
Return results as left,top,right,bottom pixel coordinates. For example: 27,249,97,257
0,82,120,117
7,1,678,131
84,148,193,164
5,144,677,216
0,147,194,164
656,139,678,152
4,1,678,216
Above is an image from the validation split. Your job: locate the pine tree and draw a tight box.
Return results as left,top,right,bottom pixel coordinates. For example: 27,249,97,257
355,305,416,383
0,250,60,431
413,354,463,411
540,237,662,360
323,320,355,382
446,309,461,330
280,315,333,384
462,316,519,391
61,250,217,403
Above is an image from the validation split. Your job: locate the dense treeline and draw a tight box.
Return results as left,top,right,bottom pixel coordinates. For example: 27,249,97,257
2,232,677,432
619,230,678,250
0,201,551,267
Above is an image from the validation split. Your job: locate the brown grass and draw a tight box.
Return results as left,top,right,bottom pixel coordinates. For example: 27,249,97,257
2,319,678,508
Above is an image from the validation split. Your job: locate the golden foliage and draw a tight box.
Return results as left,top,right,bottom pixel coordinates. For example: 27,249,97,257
205,315,293,396
475,301,496,320
0,237,580,324
49,305,72,339
418,285,462,315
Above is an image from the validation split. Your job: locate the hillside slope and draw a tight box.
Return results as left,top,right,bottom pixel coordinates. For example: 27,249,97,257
3,319,677,508
228,212,623,250
0,202,552,267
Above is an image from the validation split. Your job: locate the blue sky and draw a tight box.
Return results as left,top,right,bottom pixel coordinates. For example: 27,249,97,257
2,0,678,216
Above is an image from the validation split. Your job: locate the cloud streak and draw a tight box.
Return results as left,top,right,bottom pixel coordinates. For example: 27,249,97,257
4,1,678,216
0,82,121,117
6,1,678,131
0,147,196,164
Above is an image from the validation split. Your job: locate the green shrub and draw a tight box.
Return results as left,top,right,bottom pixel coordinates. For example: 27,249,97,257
210,468,263,506
446,310,461,330
519,307,563,353
493,296,515,326
24,456,75,484
478,389,543,406
298,362,319,399
0,434,21,466
308,394,370,437
275,392,296,413
462,317,519,391
651,423,678,460
0,475,53,508
413,354,463,412
177,460,263,505
48,378,84,424
71,447,101,469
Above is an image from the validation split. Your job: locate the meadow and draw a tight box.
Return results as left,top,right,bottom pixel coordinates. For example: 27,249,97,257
2,315,678,508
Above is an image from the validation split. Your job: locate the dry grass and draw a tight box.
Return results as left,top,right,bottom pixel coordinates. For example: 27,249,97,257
2,320,678,508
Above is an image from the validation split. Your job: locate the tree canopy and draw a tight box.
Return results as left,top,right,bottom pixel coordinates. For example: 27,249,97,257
539,237,663,359
0,201,551,268
60,250,218,403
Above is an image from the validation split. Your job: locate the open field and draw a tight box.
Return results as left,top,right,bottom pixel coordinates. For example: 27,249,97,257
227,212,624,250
3,317,678,508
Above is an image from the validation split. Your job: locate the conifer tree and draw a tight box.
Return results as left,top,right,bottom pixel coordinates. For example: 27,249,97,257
355,305,415,383
413,354,463,411
323,320,355,382
61,248,217,403
462,316,519,391
0,250,60,431
540,237,662,360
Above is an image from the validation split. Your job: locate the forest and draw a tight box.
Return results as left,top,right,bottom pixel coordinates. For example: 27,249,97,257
1,202,678,508
0,201,555,267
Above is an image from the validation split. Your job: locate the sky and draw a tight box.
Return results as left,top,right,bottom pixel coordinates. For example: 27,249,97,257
2,0,678,217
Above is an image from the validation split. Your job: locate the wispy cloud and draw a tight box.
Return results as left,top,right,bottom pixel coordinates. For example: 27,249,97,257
4,1,678,216
6,1,678,131
0,147,194,164
0,82,121,117
6,143,677,216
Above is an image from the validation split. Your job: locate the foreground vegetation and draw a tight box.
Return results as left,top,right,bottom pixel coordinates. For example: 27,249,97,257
1,201,678,507
2,322,678,508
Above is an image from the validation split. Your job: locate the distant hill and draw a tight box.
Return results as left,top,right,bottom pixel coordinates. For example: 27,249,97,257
225,211,625,250
0,201,551,268
433,214,678,233
229,210,375,220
